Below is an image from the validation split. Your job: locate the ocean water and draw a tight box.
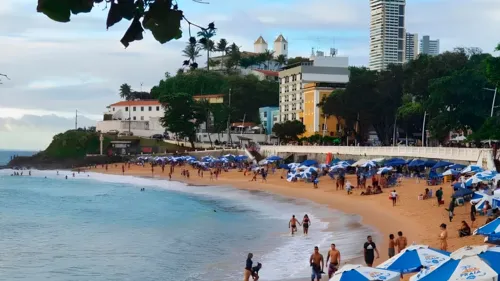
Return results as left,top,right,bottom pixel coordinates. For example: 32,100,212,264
0,169,374,280
0,150,37,165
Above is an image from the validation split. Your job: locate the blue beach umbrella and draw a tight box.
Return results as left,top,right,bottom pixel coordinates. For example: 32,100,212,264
361,160,377,168
301,159,318,167
410,245,500,281
441,169,459,176
449,163,466,170
377,166,393,175
432,161,454,169
408,159,426,167
331,264,400,281
266,155,282,161
461,165,484,174
377,245,450,274
475,218,500,236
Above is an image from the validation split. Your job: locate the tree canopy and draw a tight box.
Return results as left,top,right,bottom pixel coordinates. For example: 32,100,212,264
36,0,213,48
272,120,306,142
119,83,152,100
320,47,498,145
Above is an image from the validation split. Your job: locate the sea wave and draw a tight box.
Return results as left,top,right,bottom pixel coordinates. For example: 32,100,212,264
0,169,376,280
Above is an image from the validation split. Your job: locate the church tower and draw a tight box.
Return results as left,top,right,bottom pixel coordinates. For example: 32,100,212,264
254,36,268,54
273,34,288,58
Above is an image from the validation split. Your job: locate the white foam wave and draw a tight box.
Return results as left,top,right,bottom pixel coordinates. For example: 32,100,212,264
0,169,375,280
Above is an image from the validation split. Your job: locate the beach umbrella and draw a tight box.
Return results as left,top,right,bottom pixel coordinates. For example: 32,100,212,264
301,159,318,167
424,159,437,168
474,218,500,236
461,165,484,174
475,170,498,181
471,191,487,203
408,159,426,167
330,264,400,281
410,245,500,281
441,169,459,176
286,172,298,182
361,160,377,168
351,159,368,167
377,244,450,274
266,155,282,161
432,161,453,169
377,166,393,175
371,157,385,163
452,188,474,198
474,195,492,212
386,158,407,166
449,163,466,170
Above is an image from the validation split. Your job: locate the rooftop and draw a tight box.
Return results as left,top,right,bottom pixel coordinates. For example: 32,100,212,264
253,69,279,77
193,94,224,99
110,100,161,107
254,36,267,45
275,34,287,43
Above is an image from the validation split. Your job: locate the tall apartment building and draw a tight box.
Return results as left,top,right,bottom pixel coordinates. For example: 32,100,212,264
369,0,406,71
405,32,418,62
278,55,349,136
420,35,440,56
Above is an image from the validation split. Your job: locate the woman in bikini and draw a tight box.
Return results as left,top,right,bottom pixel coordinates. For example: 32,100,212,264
439,223,448,251
302,214,311,235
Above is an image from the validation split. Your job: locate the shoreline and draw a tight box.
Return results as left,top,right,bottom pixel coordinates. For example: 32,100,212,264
87,164,485,260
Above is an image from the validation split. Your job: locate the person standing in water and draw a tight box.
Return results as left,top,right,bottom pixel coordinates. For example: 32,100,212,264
310,246,324,281
302,214,311,235
244,253,253,281
289,215,301,235
326,243,341,278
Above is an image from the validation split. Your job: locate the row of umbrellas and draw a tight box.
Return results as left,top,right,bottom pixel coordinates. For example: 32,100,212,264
331,245,500,281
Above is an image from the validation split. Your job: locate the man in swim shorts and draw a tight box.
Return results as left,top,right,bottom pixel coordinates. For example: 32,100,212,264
289,215,301,235
310,246,324,281
326,243,341,278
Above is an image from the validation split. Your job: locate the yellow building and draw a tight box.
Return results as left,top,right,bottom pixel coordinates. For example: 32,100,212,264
301,83,342,137
192,94,224,104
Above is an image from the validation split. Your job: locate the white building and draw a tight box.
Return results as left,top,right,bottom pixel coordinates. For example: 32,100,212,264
369,0,406,71
254,36,268,54
96,100,166,137
273,34,288,58
405,32,418,62
420,35,440,56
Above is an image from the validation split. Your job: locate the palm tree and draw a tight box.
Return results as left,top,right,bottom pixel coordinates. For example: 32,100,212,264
197,99,213,147
275,54,287,67
239,57,252,69
197,28,217,70
263,49,275,70
182,42,201,63
119,83,133,100
216,38,228,56
176,68,185,75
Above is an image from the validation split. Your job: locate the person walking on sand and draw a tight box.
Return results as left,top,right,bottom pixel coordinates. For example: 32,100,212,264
439,223,448,251
363,235,380,267
122,165,125,175
244,253,253,281
470,201,477,227
326,243,341,278
390,190,398,207
388,234,396,258
395,231,407,253
445,198,456,222
310,246,324,281
436,187,443,206
302,214,311,235
289,215,301,235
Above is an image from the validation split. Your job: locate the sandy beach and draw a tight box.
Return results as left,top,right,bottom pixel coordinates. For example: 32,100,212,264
87,163,487,279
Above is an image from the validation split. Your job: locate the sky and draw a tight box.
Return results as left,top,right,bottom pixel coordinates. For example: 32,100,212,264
0,0,499,150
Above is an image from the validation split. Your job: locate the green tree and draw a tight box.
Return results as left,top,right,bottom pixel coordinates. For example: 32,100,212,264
397,94,424,144
263,49,275,70
286,56,310,65
272,120,306,142
198,99,214,146
274,54,287,67
468,116,500,141
159,92,203,148
182,42,202,64
197,28,217,70
119,83,133,100
36,0,213,48
216,38,228,55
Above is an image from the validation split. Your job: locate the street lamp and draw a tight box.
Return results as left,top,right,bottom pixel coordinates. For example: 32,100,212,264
484,85,498,117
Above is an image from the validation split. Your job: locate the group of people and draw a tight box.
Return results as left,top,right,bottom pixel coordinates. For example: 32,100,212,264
309,244,342,281
289,214,311,235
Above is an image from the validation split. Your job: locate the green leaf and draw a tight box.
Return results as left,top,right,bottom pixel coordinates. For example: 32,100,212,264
120,15,144,48
37,0,71,23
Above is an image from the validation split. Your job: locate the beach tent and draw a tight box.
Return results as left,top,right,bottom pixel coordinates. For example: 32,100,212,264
408,159,426,167
351,159,369,167
449,163,466,170
301,159,318,167
330,264,400,281
377,245,450,274
452,188,474,198
409,245,500,281
461,165,484,174
432,161,453,169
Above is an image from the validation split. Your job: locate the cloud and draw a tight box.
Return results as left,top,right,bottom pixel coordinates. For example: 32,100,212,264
0,114,97,150
0,0,499,149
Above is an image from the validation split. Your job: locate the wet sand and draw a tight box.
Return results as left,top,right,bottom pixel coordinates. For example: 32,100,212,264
88,163,487,279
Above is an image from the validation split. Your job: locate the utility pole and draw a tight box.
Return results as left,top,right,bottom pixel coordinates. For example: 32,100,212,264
421,111,427,147
484,85,498,117
75,109,78,130
392,114,398,146
322,115,327,137
241,113,246,136
226,88,232,145
128,103,131,134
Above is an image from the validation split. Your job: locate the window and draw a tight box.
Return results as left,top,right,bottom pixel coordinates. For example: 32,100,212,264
399,5,404,15
156,106,160,111
284,43,286,50
263,112,267,118
133,107,136,111
141,106,144,111
398,16,404,27
112,107,115,111
148,106,152,111
140,116,144,121
125,107,129,111
133,116,136,120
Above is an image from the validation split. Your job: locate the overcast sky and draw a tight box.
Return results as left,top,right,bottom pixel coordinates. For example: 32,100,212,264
0,0,499,150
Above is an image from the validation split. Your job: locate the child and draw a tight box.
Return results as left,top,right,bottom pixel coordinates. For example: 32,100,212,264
388,234,395,258
252,262,262,280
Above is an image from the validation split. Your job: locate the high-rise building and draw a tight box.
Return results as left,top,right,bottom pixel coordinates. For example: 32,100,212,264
405,32,418,62
420,35,440,56
369,0,406,71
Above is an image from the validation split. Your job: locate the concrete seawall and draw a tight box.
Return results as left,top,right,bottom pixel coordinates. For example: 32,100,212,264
259,146,496,170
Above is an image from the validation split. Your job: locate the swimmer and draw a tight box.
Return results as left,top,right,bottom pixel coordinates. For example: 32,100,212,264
289,215,301,235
